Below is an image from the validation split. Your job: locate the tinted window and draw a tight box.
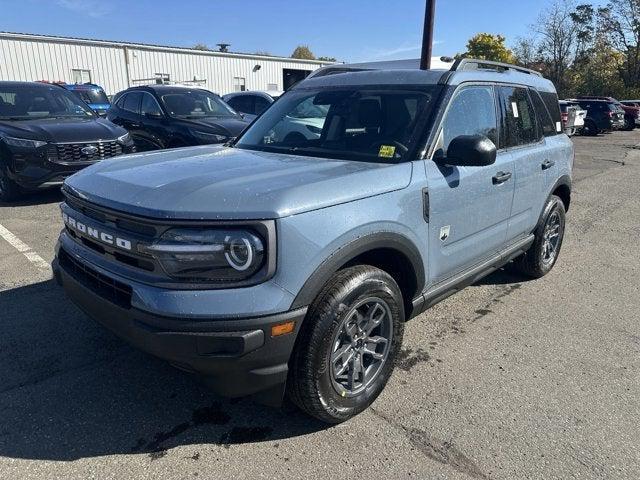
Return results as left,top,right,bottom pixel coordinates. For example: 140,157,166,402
227,96,253,115
539,91,562,129
161,90,237,118
441,85,498,154
530,89,556,137
0,84,94,120
122,92,142,114
72,88,109,105
141,92,163,116
498,86,539,147
254,96,271,115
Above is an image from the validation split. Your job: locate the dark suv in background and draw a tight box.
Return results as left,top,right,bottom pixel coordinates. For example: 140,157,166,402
108,86,249,151
577,96,636,131
574,99,625,135
223,91,282,121
0,81,134,201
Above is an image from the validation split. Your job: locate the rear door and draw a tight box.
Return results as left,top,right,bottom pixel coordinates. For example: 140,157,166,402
498,86,549,242
425,84,515,284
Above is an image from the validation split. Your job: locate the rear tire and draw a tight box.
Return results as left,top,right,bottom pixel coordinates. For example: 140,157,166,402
287,265,404,423
511,195,566,279
0,167,22,202
582,120,598,136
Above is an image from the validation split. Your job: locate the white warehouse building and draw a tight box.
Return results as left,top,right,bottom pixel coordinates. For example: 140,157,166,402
0,32,332,96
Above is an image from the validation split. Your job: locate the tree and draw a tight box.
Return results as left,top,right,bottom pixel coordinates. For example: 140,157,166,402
291,45,316,60
533,0,578,96
318,56,337,62
598,0,640,88
193,43,210,51
462,33,515,63
513,36,540,68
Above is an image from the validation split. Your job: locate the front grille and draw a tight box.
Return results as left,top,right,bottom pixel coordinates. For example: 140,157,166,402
48,141,123,164
59,248,132,309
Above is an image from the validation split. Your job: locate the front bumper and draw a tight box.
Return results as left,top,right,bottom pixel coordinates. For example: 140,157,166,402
53,249,307,404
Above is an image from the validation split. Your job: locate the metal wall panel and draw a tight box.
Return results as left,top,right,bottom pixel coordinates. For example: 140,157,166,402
0,33,329,96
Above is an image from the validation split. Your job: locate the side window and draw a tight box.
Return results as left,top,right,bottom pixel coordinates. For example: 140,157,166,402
498,86,539,147
530,89,556,137
254,96,271,115
122,92,142,114
140,93,163,116
115,93,127,109
440,85,498,154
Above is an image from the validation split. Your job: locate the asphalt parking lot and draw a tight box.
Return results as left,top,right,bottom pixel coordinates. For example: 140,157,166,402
1,131,639,480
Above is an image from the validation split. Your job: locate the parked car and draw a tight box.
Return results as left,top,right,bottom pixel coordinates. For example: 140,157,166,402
0,81,134,201
54,58,573,423
108,86,249,151
223,91,283,121
560,100,586,136
223,90,327,140
63,83,111,117
559,101,578,136
573,99,625,135
620,101,640,126
577,96,637,131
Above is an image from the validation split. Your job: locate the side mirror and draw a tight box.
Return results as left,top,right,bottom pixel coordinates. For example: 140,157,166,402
444,134,497,167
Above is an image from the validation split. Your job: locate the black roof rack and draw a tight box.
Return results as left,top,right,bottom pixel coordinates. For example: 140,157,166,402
451,58,543,77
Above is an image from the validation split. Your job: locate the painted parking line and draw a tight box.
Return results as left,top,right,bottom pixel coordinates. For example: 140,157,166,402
0,223,51,271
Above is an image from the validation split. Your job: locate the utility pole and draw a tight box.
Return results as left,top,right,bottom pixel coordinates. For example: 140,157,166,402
420,0,436,70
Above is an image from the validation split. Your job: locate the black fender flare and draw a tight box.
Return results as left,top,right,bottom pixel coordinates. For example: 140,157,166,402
536,174,571,232
290,231,426,310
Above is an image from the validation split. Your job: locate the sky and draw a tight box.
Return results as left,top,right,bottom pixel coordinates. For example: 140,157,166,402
1,0,608,62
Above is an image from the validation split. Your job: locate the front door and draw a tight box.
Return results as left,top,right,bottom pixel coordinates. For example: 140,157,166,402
425,84,515,286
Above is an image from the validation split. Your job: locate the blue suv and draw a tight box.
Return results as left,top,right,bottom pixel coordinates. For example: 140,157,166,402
53,58,573,423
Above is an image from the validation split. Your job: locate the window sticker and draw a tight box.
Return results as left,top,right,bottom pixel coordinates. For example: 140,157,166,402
511,102,520,118
556,121,562,132
378,145,396,158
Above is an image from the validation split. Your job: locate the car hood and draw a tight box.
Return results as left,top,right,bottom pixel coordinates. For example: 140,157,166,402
183,116,249,137
0,117,125,143
64,145,413,220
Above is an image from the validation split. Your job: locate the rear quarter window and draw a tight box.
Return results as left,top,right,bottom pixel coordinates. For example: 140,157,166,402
530,89,557,137
539,91,562,129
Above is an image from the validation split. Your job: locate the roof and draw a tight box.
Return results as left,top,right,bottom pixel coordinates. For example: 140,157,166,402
301,57,556,93
0,31,333,66
0,80,66,88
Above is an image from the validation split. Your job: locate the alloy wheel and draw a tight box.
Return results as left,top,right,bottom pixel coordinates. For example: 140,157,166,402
329,297,393,397
541,209,562,266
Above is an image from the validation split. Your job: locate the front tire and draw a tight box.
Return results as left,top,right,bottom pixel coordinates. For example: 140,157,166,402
0,167,22,202
287,265,404,423
512,195,566,278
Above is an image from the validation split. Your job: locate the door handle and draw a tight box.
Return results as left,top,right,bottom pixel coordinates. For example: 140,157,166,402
129,123,141,128
541,159,555,170
492,171,512,185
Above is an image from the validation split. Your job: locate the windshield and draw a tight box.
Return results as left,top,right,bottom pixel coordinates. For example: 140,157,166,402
160,90,238,119
72,88,110,105
0,84,95,120
235,86,440,163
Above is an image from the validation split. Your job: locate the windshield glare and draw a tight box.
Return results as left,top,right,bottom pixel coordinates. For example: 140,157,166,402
0,85,95,120
161,90,238,118
235,86,439,162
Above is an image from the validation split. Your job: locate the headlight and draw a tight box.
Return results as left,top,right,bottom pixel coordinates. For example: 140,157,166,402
190,130,228,143
141,228,265,283
2,136,47,149
117,133,132,144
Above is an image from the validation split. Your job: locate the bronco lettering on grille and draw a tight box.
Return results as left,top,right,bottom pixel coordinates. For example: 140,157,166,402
62,212,133,251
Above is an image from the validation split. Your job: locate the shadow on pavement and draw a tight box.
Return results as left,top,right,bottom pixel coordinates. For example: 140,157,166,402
0,280,326,461
0,188,64,207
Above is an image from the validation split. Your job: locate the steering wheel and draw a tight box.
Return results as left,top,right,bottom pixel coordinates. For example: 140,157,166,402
369,140,408,156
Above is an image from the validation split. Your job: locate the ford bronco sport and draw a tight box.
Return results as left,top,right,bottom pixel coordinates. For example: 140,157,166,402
53,58,573,423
